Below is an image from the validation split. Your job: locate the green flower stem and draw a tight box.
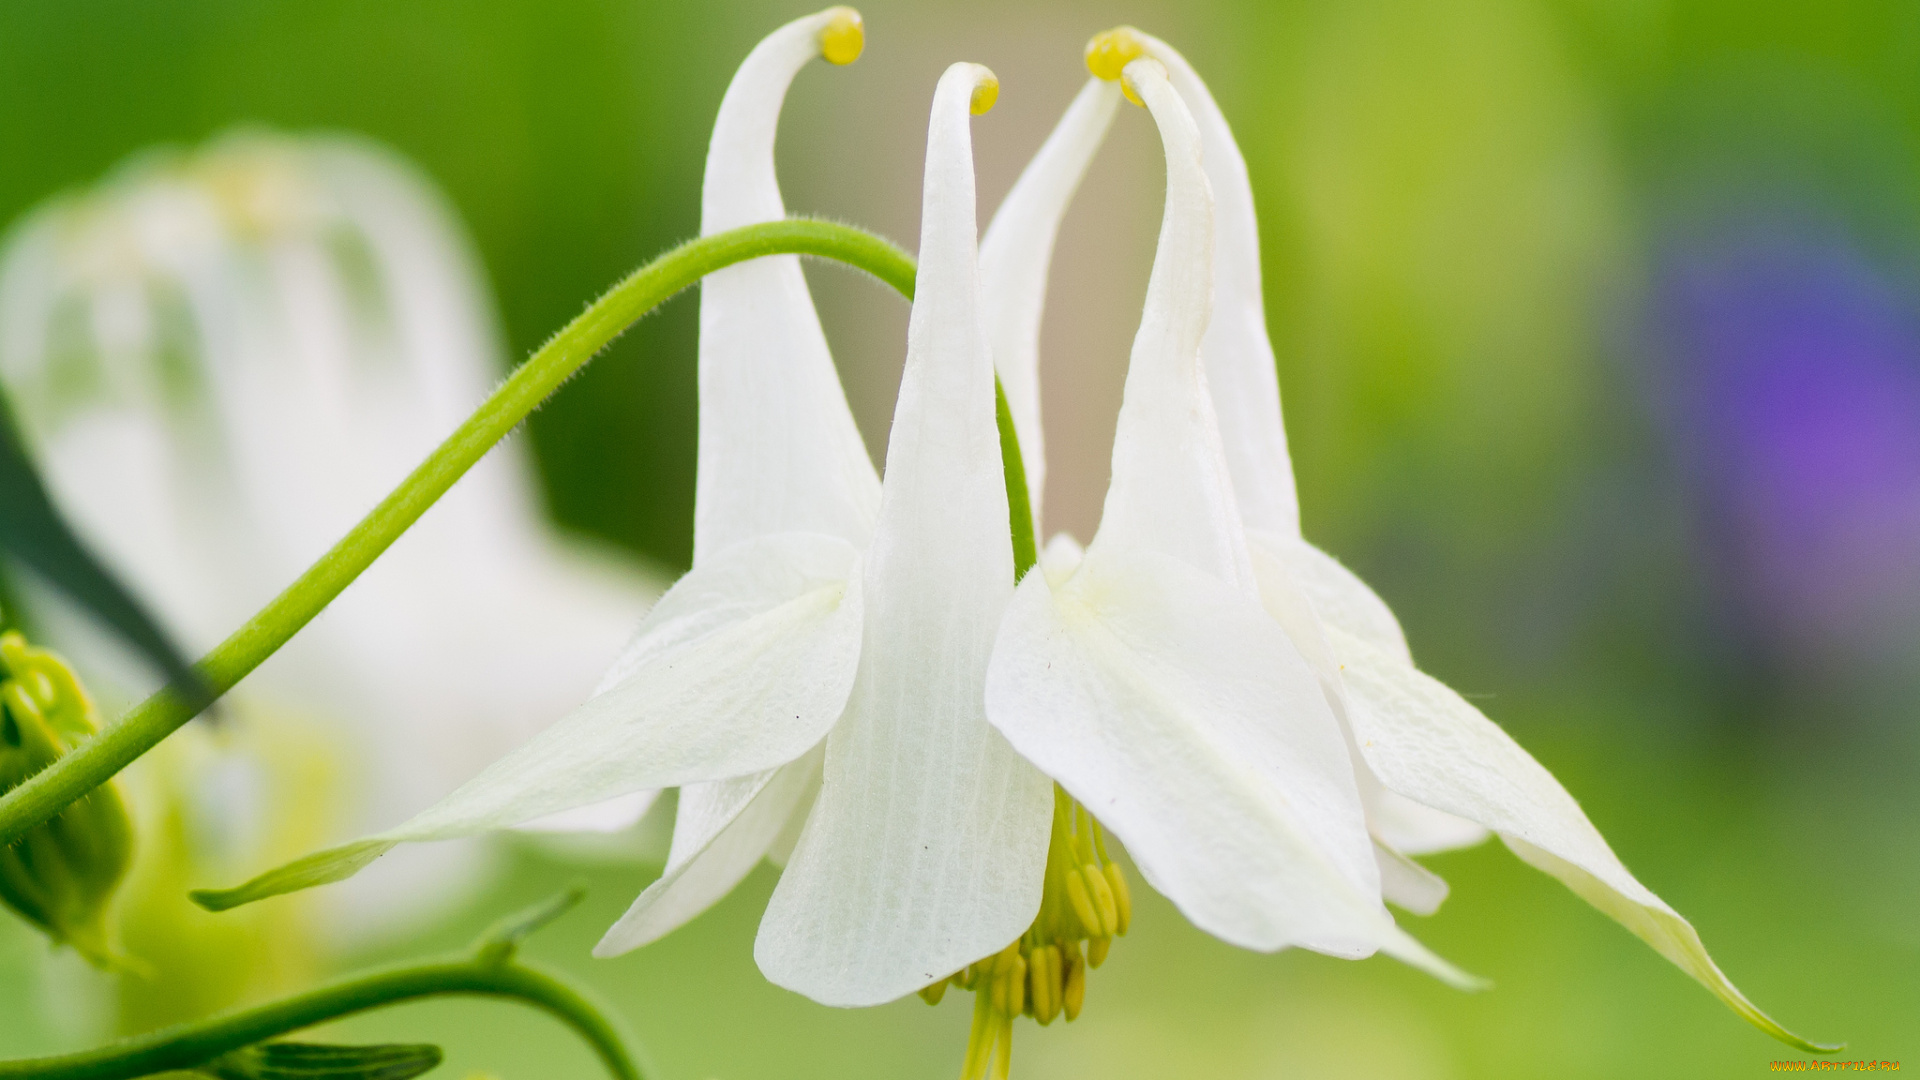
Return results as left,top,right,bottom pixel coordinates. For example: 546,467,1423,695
0,219,918,852
0,951,639,1080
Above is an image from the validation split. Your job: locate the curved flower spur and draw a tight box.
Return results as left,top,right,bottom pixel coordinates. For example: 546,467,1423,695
1076,25,1837,1054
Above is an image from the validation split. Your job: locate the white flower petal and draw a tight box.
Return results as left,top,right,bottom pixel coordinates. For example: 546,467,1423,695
595,747,823,957
1248,530,1487,856
979,77,1123,522
695,8,879,561
373,531,861,841
514,790,662,835
1253,529,1411,664
1086,61,1253,593
1374,839,1449,917
1333,625,1826,1040
1038,531,1086,587
1135,31,1301,538
1370,787,1490,856
988,549,1405,955
755,63,1054,1008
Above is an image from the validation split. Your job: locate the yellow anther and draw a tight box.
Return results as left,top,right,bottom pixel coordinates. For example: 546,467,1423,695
1064,867,1101,938
1004,952,1028,1017
1083,864,1119,936
1104,862,1132,935
819,7,864,65
1030,944,1063,1025
1087,935,1111,968
1085,26,1146,81
1025,945,1046,1022
920,978,948,1006
970,70,999,115
1062,950,1086,1021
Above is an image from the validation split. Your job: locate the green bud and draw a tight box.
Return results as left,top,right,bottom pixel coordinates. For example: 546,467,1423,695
0,630,135,966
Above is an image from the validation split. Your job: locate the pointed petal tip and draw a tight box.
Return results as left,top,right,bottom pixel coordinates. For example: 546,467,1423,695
1717,974,1842,1054
588,930,631,960
188,838,396,912
1382,929,1489,993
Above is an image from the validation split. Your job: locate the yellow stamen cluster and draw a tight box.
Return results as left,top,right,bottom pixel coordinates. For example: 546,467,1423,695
819,7,864,66
1084,26,1148,108
922,786,1132,1080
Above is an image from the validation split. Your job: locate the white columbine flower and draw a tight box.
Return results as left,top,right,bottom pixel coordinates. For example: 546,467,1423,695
197,13,1059,1009
984,51,1468,987
1072,25,1830,1052
0,128,660,933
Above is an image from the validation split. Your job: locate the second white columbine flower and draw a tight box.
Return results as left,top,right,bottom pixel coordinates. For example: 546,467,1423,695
983,52,1467,984
1080,25,1833,1053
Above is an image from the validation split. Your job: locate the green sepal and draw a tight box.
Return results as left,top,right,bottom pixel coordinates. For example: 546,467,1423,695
474,886,586,966
197,1041,443,1080
188,839,396,912
993,377,1038,582
0,638,135,966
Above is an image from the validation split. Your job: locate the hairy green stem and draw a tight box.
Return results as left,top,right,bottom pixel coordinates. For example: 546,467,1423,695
0,219,917,851
0,954,639,1080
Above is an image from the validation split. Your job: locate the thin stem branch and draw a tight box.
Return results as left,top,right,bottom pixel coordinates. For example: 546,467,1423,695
0,953,639,1080
0,219,916,850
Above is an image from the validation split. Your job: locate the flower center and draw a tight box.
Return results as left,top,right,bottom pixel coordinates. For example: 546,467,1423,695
920,785,1132,1080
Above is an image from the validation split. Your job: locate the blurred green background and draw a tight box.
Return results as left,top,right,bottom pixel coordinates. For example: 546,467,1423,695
1,0,1915,1076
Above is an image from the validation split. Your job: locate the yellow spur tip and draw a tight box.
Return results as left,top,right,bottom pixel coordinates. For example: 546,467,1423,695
1085,26,1148,107
820,7,864,65
971,69,999,115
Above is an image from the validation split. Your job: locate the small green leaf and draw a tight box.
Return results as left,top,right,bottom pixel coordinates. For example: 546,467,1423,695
0,396,208,708
993,377,1038,582
189,839,396,911
199,1040,443,1080
474,886,587,965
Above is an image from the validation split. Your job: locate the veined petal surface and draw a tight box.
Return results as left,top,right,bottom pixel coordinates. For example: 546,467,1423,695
696,8,879,561
757,63,1053,1008
979,76,1122,522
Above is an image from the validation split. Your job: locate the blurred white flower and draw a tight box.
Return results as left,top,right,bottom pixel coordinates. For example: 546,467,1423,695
0,126,662,939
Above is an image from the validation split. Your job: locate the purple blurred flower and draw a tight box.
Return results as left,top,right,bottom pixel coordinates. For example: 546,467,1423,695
1656,221,1920,664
